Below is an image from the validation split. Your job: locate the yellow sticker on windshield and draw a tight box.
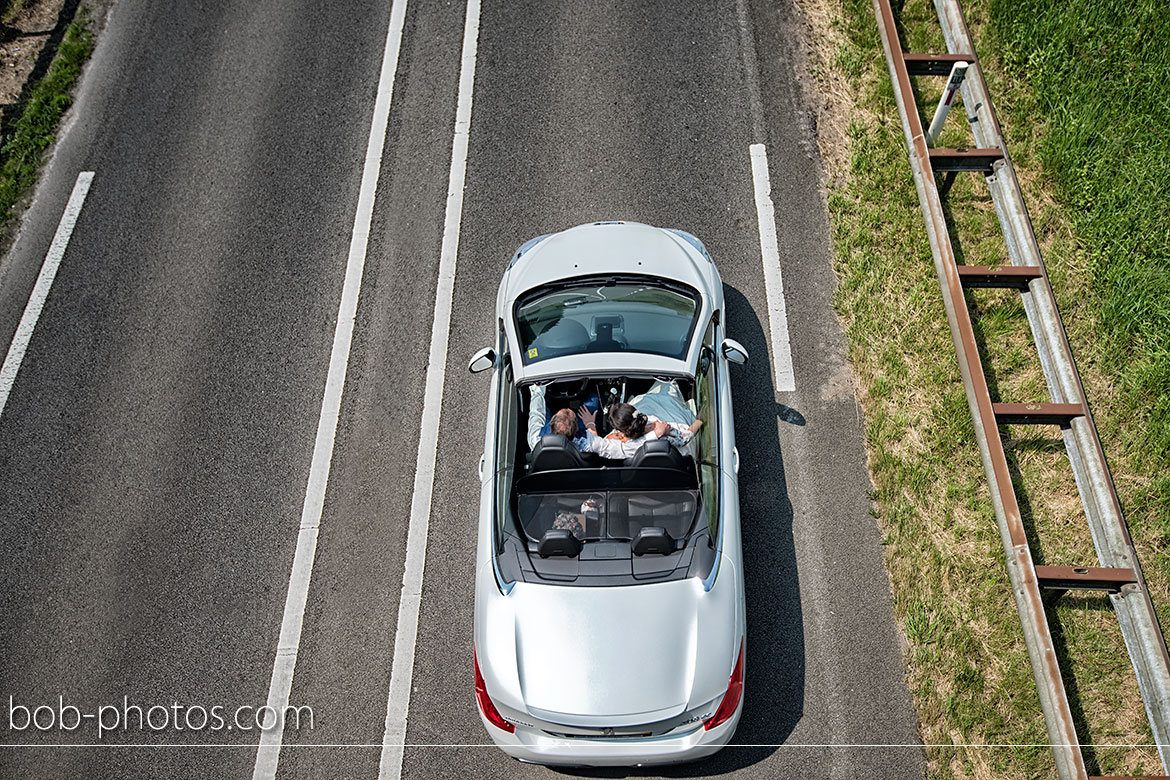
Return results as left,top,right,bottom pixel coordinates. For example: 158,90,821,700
527,347,538,358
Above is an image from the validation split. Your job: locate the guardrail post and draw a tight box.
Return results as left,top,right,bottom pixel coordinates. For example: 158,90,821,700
925,60,968,146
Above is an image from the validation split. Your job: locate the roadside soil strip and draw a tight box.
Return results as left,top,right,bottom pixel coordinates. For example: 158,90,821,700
0,0,67,113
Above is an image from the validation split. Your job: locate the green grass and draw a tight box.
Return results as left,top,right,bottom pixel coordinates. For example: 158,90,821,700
0,7,94,234
988,0,1170,546
818,0,1167,776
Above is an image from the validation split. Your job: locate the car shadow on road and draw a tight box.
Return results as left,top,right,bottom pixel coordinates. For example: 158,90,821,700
708,284,806,771
553,285,805,778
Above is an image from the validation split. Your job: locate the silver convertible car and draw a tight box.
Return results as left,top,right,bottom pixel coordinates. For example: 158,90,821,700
467,221,748,766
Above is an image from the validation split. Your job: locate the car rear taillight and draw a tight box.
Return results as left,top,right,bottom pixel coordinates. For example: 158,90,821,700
474,648,515,733
704,638,744,731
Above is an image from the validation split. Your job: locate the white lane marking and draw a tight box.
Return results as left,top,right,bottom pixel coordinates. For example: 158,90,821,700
0,172,94,421
251,1,409,778
749,143,796,393
377,0,481,776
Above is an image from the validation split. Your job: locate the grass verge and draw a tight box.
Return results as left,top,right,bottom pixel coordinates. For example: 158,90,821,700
0,6,93,236
988,0,1170,564
800,0,1170,776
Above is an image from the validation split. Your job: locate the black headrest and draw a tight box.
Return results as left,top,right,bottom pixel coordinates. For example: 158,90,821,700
626,438,688,470
538,529,582,558
632,526,675,556
531,434,587,472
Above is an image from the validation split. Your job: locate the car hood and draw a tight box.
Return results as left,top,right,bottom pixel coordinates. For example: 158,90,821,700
510,579,702,727
505,222,714,301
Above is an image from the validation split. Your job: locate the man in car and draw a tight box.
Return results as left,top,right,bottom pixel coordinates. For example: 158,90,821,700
526,384,590,450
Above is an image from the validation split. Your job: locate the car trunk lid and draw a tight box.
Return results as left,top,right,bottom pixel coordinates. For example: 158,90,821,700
510,579,700,727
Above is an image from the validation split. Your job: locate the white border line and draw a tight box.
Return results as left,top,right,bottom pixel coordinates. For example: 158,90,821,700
749,143,796,393
376,0,481,777
0,171,94,420
250,2,409,778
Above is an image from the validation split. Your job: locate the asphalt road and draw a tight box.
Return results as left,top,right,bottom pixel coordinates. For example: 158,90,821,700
0,1,924,778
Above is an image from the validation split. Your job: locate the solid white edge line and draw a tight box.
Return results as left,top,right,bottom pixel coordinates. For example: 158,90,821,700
251,2,409,778
0,171,94,420
377,0,481,777
749,143,796,393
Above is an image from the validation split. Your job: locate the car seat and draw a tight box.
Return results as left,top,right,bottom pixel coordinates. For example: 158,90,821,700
530,434,589,472
625,438,689,470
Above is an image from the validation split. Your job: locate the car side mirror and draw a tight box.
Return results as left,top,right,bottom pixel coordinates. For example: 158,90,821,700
721,338,748,365
467,347,496,374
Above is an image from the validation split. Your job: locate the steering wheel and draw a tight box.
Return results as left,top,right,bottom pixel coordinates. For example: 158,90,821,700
546,378,591,402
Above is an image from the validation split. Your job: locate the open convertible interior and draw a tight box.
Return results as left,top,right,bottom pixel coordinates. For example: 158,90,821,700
494,375,720,586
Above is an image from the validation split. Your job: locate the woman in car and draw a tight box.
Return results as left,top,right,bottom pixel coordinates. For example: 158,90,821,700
577,402,700,460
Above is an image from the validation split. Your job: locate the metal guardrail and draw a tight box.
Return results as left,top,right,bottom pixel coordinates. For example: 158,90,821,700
870,0,1170,777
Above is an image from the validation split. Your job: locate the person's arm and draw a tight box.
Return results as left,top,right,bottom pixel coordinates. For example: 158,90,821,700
526,384,548,450
577,406,601,441
666,418,702,446
576,407,619,457
580,430,649,460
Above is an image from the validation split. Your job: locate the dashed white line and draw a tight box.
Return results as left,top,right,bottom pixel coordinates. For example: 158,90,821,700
250,1,409,778
0,171,94,421
749,143,796,393
376,0,482,777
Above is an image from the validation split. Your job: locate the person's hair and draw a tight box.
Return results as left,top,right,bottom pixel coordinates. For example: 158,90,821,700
550,407,578,438
607,403,648,439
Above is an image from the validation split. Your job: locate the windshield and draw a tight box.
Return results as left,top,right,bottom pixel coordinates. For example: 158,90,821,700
515,279,699,365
